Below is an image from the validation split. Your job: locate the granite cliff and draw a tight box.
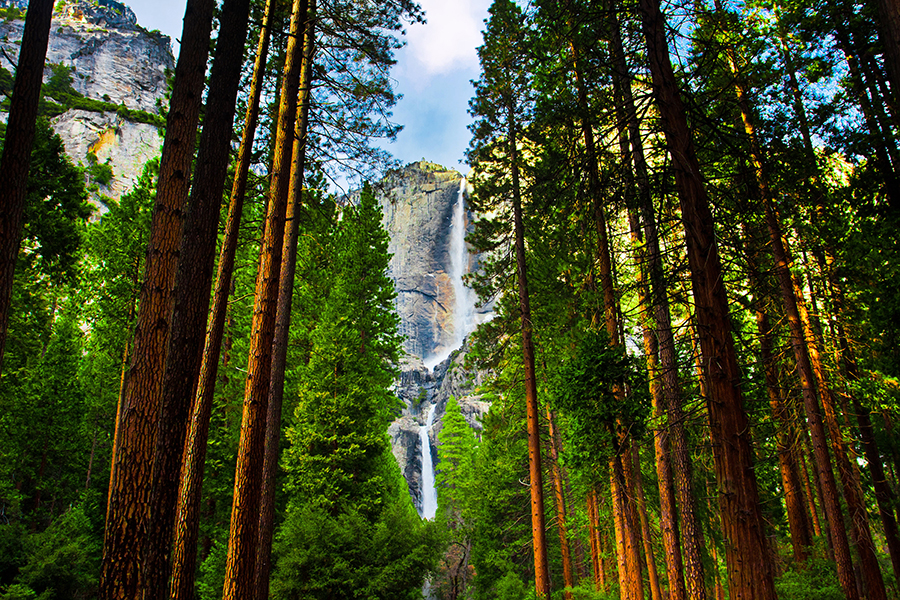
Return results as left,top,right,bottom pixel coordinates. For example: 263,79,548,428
373,162,493,512
0,0,173,200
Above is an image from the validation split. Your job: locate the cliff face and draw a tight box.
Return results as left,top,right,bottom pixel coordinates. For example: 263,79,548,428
0,0,173,200
377,161,491,364
374,161,493,512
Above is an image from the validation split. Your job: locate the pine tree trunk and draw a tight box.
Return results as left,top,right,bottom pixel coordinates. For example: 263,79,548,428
796,282,887,600
632,444,661,600
587,490,605,592
99,0,216,593
637,0,775,596
221,0,307,594
507,100,551,600
608,11,704,596
253,4,315,597
547,408,575,598
141,0,252,595
0,0,53,372
167,1,274,596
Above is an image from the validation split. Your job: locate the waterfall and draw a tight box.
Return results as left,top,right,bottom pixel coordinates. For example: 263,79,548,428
419,404,438,520
450,177,477,348
424,177,477,369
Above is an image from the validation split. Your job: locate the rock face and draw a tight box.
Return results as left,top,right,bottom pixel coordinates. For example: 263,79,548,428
376,161,490,364
375,162,495,512
0,0,173,200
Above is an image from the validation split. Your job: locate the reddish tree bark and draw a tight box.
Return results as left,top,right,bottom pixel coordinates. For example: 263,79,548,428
167,1,275,597
637,0,776,596
220,0,307,594
253,3,316,597
99,0,217,594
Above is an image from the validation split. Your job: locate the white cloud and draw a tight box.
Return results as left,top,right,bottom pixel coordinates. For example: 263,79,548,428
405,0,490,75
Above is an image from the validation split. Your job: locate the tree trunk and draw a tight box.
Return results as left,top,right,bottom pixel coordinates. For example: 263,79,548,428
220,0,307,594
253,3,315,597
547,408,574,598
141,0,252,595
0,0,53,372
99,0,216,593
507,99,551,600
167,1,274,597
795,279,886,600
588,490,605,592
632,444,662,600
637,0,776,596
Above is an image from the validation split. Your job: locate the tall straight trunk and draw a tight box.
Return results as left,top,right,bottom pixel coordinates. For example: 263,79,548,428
547,408,575,598
142,0,252,595
507,100,551,600
99,0,216,594
0,0,53,371
587,490,605,592
167,1,274,597
780,20,900,575
729,47,864,597
221,0,306,593
608,10,703,597
724,40,816,567
637,0,776,596
797,442,823,539
253,4,315,597
566,16,643,596
795,277,887,599
632,444,662,600
753,292,813,563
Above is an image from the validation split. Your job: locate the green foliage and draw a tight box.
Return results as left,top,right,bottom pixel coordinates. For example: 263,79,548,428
85,152,113,186
271,493,439,600
435,396,476,514
0,119,92,284
495,571,528,600
773,556,844,600
283,183,401,515
550,329,650,480
6,500,100,600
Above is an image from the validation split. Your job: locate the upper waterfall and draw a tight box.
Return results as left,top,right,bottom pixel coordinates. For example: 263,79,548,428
424,177,476,369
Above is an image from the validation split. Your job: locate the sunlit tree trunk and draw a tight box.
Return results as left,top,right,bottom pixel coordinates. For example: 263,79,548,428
141,0,253,594
507,98,551,600
221,0,307,595
253,3,315,597
637,0,775,596
99,0,216,593
547,408,574,598
167,2,274,598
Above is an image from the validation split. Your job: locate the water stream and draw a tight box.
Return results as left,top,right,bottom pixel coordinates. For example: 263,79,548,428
419,404,438,520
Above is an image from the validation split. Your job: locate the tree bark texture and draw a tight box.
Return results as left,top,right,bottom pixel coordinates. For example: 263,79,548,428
637,0,775,596
254,3,315,597
508,101,551,600
141,0,252,595
221,0,307,594
547,408,574,598
0,0,53,371
167,0,274,597
99,0,216,594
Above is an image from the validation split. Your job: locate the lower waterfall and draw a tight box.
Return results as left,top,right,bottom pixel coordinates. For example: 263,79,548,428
419,404,439,520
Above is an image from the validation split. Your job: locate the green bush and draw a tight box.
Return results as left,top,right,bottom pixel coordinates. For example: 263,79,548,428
774,556,844,600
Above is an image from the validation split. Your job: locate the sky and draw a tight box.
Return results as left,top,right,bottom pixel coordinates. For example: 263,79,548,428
125,0,491,176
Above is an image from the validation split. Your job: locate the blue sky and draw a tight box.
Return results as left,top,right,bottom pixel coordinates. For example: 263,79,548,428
126,0,490,176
